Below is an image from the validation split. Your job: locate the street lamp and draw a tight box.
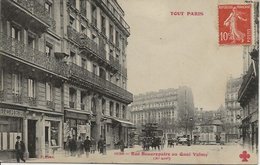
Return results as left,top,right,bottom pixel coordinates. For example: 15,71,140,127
189,117,193,143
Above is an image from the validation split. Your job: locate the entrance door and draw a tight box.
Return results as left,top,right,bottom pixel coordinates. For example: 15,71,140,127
28,120,37,158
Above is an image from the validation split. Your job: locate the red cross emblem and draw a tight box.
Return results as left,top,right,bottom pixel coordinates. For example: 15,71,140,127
239,151,250,162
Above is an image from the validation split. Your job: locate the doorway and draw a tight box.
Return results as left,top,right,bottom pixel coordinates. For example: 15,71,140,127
28,120,37,158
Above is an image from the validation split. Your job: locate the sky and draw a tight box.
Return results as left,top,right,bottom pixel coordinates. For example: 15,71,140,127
117,0,245,110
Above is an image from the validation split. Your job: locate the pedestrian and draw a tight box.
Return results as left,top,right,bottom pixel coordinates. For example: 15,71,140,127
69,135,77,156
77,136,84,157
15,136,26,163
90,138,96,154
84,136,91,157
65,136,71,157
119,139,125,152
97,135,104,154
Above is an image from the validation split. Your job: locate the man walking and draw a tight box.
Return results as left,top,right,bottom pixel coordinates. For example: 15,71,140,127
97,135,104,154
15,136,26,163
84,136,91,157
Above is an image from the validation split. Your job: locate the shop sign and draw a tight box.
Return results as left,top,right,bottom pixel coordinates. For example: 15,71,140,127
65,111,89,120
0,108,24,118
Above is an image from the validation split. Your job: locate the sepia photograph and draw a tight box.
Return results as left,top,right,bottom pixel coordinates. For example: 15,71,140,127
0,0,258,164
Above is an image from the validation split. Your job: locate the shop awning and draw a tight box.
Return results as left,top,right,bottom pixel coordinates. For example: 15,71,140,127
112,118,136,128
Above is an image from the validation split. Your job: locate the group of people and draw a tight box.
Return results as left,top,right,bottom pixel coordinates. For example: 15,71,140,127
65,135,106,157
142,137,162,151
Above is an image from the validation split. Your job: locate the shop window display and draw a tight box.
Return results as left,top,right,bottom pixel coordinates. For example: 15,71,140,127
50,121,59,146
0,117,22,150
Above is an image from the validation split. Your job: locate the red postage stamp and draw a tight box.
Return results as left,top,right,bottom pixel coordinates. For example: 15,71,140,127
218,4,252,45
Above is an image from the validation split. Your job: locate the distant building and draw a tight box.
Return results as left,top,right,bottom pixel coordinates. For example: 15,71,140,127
130,86,195,138
225,76,243,142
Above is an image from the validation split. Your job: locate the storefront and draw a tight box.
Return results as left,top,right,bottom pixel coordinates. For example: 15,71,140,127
111,118,135,149
0,107,25,160
25,109,63,158
64,110,90,144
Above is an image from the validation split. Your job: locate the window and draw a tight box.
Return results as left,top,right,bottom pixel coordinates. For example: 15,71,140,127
109,102,114,116
116,77,119,86
81,25,86,34
28,78,35,98
28,35,35,49
91,5,97,27
122,105,126,119
69,16,76,29
11,26,21,40
102,99,106,115
80,0,87,17
81,58,87,69
12,73,21,94
116,103,119,117
93,64,97,75
69,88,76,108
0,69,3,91
115,31,119,47
109,24,114,42
45,2,53,17
46,82,52,101
92,34,97,44
50,121,59,146
101,15,106,35
46,44,52,57
70,51,76,64
91,98,96,114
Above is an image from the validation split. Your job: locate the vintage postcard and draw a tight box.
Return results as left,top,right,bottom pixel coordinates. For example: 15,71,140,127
0,0,259,164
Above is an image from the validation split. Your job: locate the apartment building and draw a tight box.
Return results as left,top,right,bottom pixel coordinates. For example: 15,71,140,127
0,0,133,159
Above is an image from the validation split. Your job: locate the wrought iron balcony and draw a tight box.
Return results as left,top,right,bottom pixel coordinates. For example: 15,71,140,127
46,100,55,110
67,26,108,65
5,0,56,31
13,93,22,104
0,33,68,77
68,63,133,102
28,97,37,106
0,90,6,102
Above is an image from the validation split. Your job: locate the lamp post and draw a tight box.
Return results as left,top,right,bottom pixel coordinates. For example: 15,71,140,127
189,117,193,143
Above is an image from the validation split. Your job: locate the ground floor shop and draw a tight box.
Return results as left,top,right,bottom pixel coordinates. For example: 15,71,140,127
241,113,258,153
64,110,90,144
0,105,63,159
104,118,134,149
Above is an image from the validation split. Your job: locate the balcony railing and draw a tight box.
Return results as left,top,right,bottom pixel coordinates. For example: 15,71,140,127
0,90,6,101
67,26,108,64
68,63,133,102
0,33,68,77
28,97,37,106
10,0,56,30
13,93,22,104
69,101,75,109
46,100,55,109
